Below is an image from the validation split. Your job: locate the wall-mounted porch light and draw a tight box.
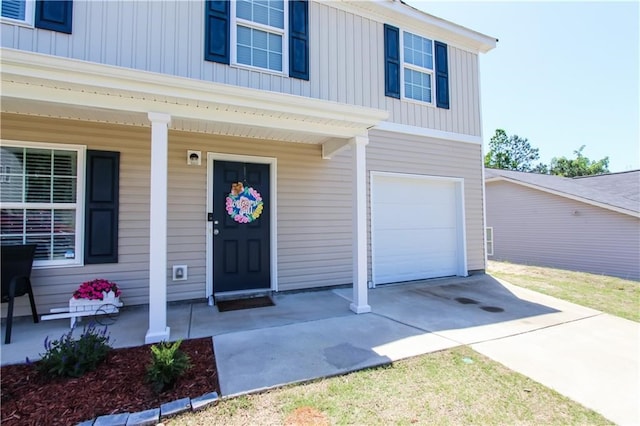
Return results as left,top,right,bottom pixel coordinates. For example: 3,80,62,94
187,150,201,166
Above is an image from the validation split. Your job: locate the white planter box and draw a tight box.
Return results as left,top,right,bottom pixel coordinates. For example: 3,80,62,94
69,291,120,312
67,291,121,327
42,291,124,328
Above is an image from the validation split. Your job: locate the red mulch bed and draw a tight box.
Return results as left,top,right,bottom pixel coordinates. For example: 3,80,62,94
1,337,220,426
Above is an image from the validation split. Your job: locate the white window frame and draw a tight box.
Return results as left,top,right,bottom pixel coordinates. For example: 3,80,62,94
401,30,436,106
230,0,289,75
0,0,35,27
0,140,86,268
486,226,494,256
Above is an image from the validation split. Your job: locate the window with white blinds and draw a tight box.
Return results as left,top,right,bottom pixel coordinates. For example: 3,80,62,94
0,143,84,266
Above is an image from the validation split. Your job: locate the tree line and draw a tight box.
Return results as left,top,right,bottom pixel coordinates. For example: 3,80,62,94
484,129,610,177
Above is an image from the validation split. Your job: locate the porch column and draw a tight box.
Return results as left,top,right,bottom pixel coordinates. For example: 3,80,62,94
145,112,171,344
350,135,371,314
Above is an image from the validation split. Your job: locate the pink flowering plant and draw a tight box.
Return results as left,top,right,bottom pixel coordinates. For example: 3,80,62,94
73,279,121,300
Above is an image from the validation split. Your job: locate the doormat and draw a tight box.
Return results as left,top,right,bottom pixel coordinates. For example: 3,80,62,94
217,296,274,312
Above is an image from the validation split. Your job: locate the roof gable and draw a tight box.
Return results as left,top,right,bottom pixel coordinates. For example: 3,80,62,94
329,0,497,54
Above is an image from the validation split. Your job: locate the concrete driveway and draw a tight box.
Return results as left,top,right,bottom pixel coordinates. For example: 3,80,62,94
214,275,639,425
2,274,638,424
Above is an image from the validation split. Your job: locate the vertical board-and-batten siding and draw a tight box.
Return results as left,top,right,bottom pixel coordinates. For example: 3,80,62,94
1,1,481,136
367,129,485,275
486,181,640,280
1,113,356,316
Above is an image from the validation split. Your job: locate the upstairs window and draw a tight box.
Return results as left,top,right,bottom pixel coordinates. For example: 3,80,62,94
205,0,308,80
384,24,449,109
1,0,34,25
403,32,434,103
1,0,72,33
233,0,286,73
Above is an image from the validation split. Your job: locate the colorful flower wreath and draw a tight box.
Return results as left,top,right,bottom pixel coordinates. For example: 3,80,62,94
226,183,264,223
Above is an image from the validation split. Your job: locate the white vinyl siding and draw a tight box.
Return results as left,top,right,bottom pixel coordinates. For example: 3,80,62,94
486,181,640,280
0,1,482,136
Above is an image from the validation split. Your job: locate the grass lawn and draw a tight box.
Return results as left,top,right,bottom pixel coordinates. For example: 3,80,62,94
487,260,640,322
169,346,610,425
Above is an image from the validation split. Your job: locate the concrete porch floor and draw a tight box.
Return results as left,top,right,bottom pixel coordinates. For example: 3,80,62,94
0,283,355,366
1,274,638,425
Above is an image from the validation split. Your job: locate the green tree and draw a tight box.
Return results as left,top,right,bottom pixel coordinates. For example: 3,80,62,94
484,129,545,172
549,145,609,177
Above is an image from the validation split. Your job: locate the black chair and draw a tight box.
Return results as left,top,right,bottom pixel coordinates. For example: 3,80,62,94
1,244,39,344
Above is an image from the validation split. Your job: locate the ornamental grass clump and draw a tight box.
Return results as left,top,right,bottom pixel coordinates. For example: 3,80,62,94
145,340,192,393
33,323,112,378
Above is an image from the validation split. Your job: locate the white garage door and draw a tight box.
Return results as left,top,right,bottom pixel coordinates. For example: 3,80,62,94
371,173,466,285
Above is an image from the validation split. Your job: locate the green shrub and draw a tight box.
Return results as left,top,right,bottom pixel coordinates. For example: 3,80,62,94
145,340,192,393
35,323,111,378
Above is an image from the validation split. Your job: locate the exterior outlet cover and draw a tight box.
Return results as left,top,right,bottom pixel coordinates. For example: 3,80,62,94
173,265,188,281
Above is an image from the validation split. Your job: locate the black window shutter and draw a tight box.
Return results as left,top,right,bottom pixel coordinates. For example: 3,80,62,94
34,0,72,34
85,150,120,264
204,0,230,64
384,24,400,99
434,41,449,109
289,0,309,80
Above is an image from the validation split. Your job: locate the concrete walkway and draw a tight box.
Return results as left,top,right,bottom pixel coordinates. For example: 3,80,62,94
2,274,638,425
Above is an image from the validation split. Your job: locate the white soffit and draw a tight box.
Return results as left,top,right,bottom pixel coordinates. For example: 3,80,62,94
0,49,389,143
332,0,497,54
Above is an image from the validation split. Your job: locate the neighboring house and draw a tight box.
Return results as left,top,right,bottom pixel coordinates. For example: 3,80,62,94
485,168,640,280
0,0,496,343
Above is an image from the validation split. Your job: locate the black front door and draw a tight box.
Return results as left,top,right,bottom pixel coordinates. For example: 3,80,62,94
213,160,270,293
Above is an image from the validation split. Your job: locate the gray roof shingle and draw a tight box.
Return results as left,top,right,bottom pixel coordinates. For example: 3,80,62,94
485,168,640,215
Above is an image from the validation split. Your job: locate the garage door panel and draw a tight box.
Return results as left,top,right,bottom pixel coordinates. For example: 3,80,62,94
372,174,463,285
375,257,458,283
373,207,456,229
375,177,418,199
376,249,457,270
375,228,457,255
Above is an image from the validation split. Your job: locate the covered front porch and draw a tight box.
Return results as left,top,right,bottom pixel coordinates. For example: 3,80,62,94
1,48,388,344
